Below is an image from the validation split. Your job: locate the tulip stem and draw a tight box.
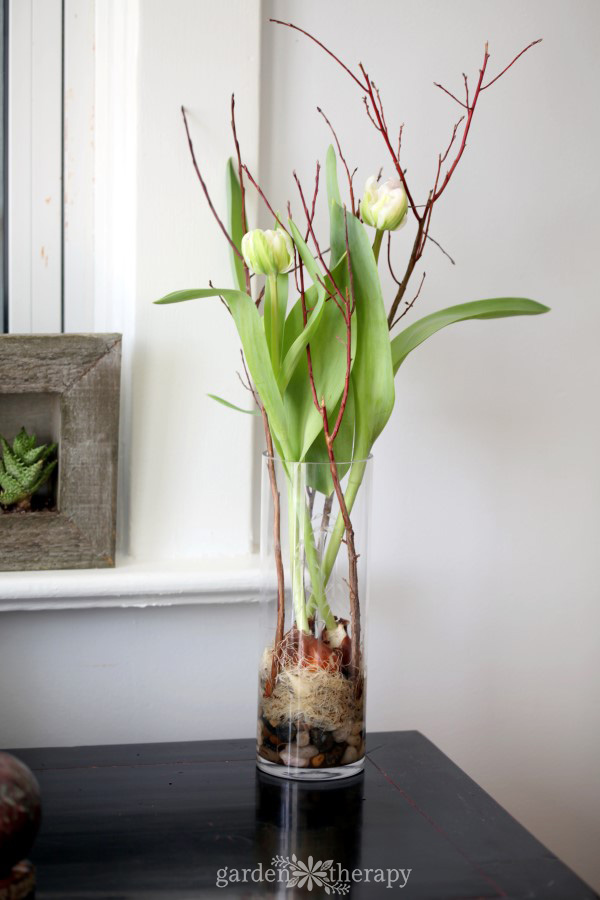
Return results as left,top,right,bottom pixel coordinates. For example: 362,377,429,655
268,274,280,374
372,230,384,263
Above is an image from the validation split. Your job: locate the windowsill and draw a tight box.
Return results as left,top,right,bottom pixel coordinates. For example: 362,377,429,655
0,555,262,612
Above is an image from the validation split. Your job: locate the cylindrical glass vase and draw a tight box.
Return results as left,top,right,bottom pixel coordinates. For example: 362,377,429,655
256,455,372,781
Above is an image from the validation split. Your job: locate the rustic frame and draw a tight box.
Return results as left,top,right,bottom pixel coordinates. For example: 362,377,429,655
0,334,122,571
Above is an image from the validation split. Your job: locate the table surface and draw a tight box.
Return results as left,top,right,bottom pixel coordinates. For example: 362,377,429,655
12,731,598,900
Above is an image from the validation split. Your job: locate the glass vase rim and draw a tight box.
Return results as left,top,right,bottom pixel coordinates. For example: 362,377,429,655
262,452,373,466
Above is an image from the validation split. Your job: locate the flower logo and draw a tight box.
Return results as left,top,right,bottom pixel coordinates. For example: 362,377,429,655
272,854,350,894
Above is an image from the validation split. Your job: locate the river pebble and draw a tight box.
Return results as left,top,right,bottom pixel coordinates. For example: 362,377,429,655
279,749,309,767
341,745,358,765
259,745,280,763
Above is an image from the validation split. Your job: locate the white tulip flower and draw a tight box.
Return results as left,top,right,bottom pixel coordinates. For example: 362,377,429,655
241,227,294,277
360,176,408,231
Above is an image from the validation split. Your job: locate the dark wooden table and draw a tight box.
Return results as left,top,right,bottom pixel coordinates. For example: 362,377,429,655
13,731,597,899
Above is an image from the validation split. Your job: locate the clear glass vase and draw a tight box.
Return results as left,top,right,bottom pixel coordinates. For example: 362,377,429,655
256,454,372,781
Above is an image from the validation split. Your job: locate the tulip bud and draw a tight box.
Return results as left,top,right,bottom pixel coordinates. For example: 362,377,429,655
241,227,294,277
360,176,408,231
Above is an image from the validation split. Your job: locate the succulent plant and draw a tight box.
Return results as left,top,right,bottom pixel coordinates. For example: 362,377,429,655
0,428,58,510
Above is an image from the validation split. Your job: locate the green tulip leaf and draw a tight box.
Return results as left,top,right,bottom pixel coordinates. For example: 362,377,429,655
344,209,395,460
281,252,356,462
226,158,247,292
318,208,394,584
391,297,551,375
277,221,328,394
207,394,259,415
326,145,346,269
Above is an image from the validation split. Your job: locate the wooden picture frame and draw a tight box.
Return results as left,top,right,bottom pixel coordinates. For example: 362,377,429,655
0,334,122,571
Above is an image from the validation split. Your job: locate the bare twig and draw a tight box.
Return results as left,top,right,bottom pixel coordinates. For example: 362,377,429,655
293,170,347,314
386,233,402,287
362,95,381,131
317,107,356,214
397,123,404,160
242,164,288,232
390,271,426,329
181,106,243,261
432,44,490,203
209,279,232,316
359,62,419,217
371,81,388,130
427,233,456,265
272,22,540,334
270,18,368,91
305,160,321,242
387,216,426,328
481,39,542,90
433,81,468,108
441,115,466,164
462,72,470,106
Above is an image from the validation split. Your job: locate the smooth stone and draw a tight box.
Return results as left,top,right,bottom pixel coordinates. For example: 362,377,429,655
296,731,310,747
297,721,311,732
296,744,319,760
274,721,297,743
351,721,363,735
332,726,350,742
311,753,325,768
279,749,309,768
346,733,362,748
258,745,280,763
357,740,365,758
310,728,334,752
341,745,359,765
325,744,345,766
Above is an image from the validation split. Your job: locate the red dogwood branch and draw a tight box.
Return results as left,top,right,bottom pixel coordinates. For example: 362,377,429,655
181,105,243,261
242,164,288,233
271,20,541,331
317,107,356,215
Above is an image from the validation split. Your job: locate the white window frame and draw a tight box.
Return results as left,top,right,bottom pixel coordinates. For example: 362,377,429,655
8,0,63,333
63,0,96,333
6,0,134,336
1,0,263,608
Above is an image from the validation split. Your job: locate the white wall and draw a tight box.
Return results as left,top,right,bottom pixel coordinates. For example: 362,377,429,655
129,0,261,561
0,0,599,892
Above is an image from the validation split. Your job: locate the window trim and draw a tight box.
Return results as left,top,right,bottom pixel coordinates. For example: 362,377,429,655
2,0,8,333
0,557,262,611
7,0,63,333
